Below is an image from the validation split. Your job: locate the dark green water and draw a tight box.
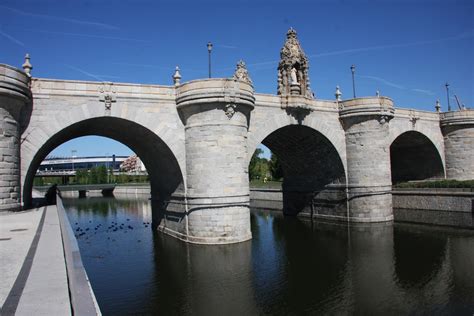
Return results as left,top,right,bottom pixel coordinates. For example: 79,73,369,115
63,197,474,315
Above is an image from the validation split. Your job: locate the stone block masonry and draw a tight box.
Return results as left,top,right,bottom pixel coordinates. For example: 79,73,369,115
174,79,255,244
339,97,395,222
0,64,31,212
441,110,474,180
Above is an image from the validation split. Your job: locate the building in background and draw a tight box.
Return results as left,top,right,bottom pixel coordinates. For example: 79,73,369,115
37,155,128,176
119,155,147,174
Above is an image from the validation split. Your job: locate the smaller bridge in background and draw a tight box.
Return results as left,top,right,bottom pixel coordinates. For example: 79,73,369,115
35,184,116,198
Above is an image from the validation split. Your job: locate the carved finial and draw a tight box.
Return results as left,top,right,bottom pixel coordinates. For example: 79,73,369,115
376,90,380,97
22,53,32,77
287,27,297,38
233,60,252,85
435,99,441,112
173,66,182,86
335,86,342,101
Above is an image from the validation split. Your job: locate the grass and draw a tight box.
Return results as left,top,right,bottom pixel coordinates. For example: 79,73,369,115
394,179,474,189
250,179,282,189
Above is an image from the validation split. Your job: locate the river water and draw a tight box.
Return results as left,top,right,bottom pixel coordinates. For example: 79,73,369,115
63,197,474,315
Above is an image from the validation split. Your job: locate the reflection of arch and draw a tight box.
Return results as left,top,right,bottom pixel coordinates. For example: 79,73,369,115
259,125,347,217
390,131,445,183
22,117,184,207
394,225,448,288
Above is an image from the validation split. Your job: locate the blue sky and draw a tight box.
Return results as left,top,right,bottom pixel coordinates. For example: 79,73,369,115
1,0,472,158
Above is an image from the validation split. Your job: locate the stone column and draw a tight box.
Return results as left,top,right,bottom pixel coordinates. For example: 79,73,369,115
0,65,31,211
440,110,474,180
339,97,394,222
176,79,255,244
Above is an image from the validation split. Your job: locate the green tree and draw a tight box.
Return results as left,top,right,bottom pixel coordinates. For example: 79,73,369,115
96,165,108,184
249,148,264,180
269,153,284,180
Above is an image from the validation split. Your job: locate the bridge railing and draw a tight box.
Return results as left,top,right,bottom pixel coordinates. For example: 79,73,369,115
56,196,101,315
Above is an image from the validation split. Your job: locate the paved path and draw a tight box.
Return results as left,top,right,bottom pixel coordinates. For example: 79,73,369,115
0,206,71,315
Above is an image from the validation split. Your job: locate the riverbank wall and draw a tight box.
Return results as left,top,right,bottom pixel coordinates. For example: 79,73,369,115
250,188,474,229
35,185,474,229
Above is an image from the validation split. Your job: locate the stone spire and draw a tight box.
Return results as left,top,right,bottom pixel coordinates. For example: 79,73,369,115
173,66,182,86
22,53,32,77
277,28,312,98
233,60,252,85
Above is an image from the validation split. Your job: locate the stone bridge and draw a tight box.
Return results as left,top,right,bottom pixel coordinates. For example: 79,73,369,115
1,29,473,244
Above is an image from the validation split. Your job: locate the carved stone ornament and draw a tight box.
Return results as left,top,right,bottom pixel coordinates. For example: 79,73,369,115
233,60,252,85
409,110,420,128
99,82,116,110
277,28,313,98
379,115,390,125
225,103,237,119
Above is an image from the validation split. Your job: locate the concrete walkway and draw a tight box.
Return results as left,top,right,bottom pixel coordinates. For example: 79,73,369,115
0,206,71,315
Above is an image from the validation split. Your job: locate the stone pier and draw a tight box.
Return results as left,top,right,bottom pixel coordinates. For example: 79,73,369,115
0,65,30,212
340,97,395,222
440,110,474,180
175,78,255,244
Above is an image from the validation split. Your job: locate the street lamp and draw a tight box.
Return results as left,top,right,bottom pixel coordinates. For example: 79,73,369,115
445,82,451,111
350,64,356,99
105,152,110,183
207,42,213,78
71,150,77,172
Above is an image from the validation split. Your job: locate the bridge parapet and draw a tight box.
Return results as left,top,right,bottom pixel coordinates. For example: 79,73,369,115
0,64,31,117
440,109,474,180
394,108,440,121
0,64,31,212
440,109,474,126
339,96,394,121
30,78,175,100
176,78,254,115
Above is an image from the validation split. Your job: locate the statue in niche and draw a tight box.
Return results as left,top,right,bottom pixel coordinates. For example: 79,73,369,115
277,28,313,98
290,67,298,84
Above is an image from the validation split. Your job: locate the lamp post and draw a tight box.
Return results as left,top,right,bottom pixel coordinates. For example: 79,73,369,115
71,149,77,184
71,150,77,172
445,82,451,111
350,64,356,99
105,152,110,184
207,42,213,78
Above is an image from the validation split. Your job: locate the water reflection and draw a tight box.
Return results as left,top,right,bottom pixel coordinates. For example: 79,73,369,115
63,197,474,315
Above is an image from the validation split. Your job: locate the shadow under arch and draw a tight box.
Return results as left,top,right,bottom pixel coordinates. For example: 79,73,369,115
23,117,184,210
390,131,445,184
259,125,347,217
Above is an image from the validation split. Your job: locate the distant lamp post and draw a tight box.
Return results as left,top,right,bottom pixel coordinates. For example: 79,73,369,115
207,42,213,78
71,149,77,173
106,152,110,183
445,82,451,111
350,64,356,99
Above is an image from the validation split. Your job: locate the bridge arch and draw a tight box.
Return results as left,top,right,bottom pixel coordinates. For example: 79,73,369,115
247,110,347,173
252,124,347,217
22,116,184,207
390,131,445,184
